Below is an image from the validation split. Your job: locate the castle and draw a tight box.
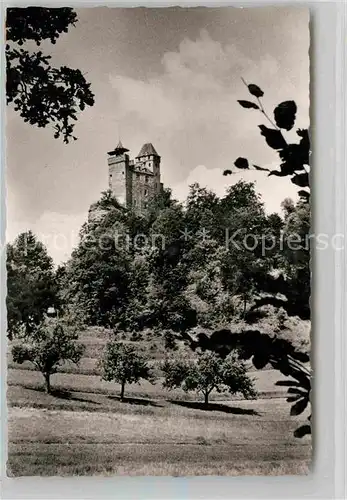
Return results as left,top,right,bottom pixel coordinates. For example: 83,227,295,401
107,141,163,212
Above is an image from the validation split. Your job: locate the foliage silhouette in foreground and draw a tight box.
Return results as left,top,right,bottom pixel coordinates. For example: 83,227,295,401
226,82,311,437
99,342,153,401
12,316,84,393
6,7,94,142
162,351,257,406
233,78,310,202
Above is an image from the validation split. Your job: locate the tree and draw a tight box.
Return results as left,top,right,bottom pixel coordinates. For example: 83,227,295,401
62,193,132,326
186,181,273,320
138,203,197,340
6,231,59,339
185,183,219,238
11,315,85,393
278,200,311,319
145,187,176,225
99,342,153,401
162,351,256,406
6,7,94,142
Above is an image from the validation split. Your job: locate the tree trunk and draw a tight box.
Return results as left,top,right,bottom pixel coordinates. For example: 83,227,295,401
243,295,247,318
204,392,209,407
120,381,125,401
44,373,51,394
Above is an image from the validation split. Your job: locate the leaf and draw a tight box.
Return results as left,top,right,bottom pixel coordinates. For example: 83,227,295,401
237,100,259,110
298,190,310,201
253,164,269,172
297,128,310,153
268,170,288,178
234,157,249,170
259,125,287,150
290,396,309,416
291,351,310,363
274,101,297,131
291,172,309,188
223,169,232,176
289,371,311,391
294,424,311,438
279,143,308,174
247,84,264,98
252,354,269,370
275,380,302,387
287,387,308,396
287,395,302,403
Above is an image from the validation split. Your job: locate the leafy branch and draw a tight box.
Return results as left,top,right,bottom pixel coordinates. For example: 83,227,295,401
231,80,310,201
6,8,95,142
224,81,312,438
240,77,280,130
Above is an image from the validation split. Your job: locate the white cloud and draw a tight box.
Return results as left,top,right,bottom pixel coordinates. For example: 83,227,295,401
171,164,229,202
109,29,309,191
171,163,299,214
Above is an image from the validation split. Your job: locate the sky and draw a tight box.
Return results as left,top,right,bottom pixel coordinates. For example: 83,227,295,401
6,6,310,264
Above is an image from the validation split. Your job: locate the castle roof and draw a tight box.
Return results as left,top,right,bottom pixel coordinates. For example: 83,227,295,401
108,140,129,156
136,143,159,158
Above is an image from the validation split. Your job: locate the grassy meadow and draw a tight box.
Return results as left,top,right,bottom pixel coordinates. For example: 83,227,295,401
7,328,312,477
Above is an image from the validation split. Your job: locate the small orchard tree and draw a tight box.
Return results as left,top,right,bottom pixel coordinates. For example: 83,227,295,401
161,356,191,389
11,316,84,393
99,342,153,401
162,351,256,407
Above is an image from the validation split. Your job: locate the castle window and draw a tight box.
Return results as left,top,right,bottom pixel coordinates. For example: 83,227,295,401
143,202,148,209
136,173,140,178
144,189,148,196
122,171,124,175
145,176,148,183
134,200,137,206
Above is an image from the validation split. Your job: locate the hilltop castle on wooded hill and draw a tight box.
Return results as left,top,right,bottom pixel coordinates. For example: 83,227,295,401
107,141,164,213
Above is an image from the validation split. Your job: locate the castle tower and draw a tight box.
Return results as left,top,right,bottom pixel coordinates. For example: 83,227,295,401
136,143,161,179
133,143,162,212
107,140,132,206
106,141,163,212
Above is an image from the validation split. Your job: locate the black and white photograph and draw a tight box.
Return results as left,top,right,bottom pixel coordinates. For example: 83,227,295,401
6,6,311,477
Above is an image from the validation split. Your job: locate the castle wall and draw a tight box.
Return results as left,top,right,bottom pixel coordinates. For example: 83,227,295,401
108,153,128,205
132,171,156,211
126,160,133,206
